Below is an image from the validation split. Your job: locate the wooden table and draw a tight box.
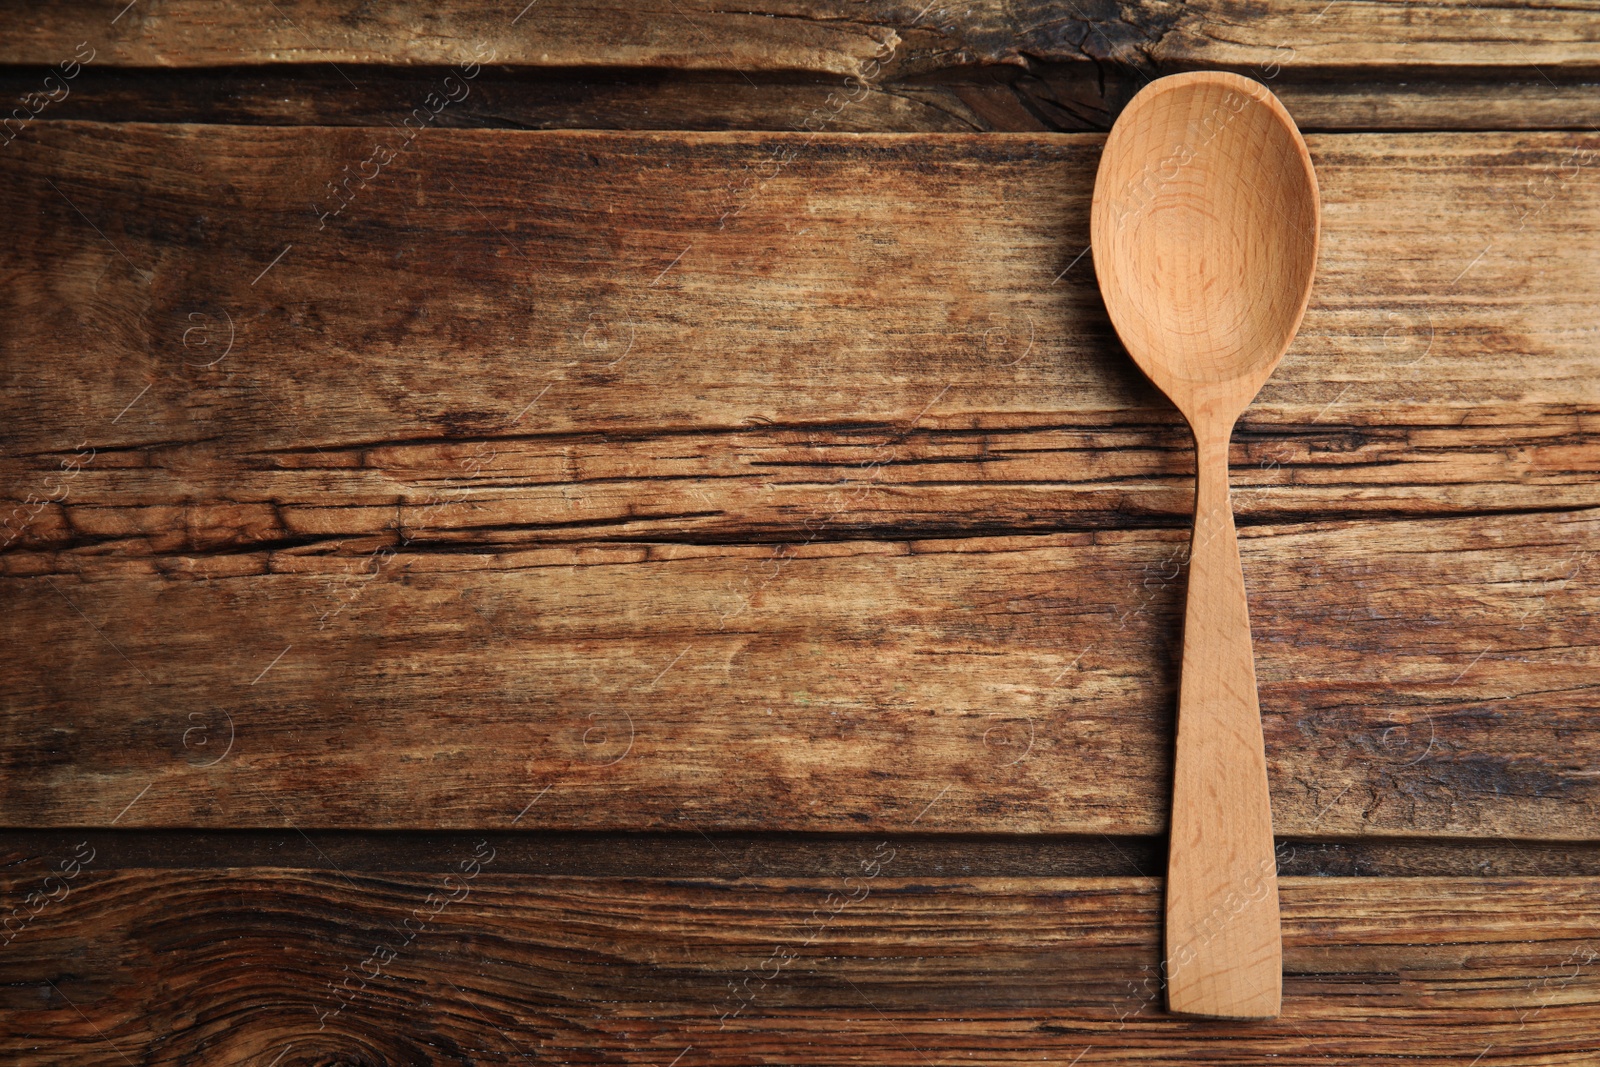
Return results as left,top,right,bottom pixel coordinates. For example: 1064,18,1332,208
2,3,1598,1063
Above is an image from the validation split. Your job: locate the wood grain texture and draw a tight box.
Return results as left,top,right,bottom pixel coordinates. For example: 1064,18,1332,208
0,125,1596,836
6,0,1600,76
2,868,1597,1065
7,67,1600,135
14,828,1600,877
1,5,1596,1060
0,830,1167,877
2,509,1597,836
0,126,1596,553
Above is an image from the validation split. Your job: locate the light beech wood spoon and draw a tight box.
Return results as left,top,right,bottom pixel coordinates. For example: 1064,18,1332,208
1090,71,1320,1019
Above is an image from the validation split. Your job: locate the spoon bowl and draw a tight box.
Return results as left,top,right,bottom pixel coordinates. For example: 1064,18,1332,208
1094,72,1319,423
1090,71,1320,1020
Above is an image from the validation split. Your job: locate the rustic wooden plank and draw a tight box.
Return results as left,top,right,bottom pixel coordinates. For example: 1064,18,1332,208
11,416,1600,554
1,67,979,132
1275,838,1600,879
2,509,1596,836
7,67,1600,134
0,126,1597,554
2,869,1597,1064
6,0,1600,77
0,830,1162,878
10,829,1600,878
1011,70,1600,133
9,417,1600,553
1,124,1596,835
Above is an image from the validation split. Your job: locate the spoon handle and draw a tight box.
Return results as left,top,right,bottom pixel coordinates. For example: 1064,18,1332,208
1165,422,1281,1019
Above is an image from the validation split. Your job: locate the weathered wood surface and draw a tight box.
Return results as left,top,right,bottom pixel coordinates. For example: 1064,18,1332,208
9,67,1600,134
13,828,1600,878
8,5,1600,139
11,828,1600,879
0,126,1596,836
3,3,1598,1061
7,0,1600,75
2,511,1596,836
2,868,1597,1065
0,127,1596,550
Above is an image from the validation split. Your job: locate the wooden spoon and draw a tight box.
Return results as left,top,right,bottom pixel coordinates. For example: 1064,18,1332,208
1090,71,1320,1019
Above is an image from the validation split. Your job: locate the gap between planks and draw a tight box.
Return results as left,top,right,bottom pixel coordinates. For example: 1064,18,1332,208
6,830,1600,878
